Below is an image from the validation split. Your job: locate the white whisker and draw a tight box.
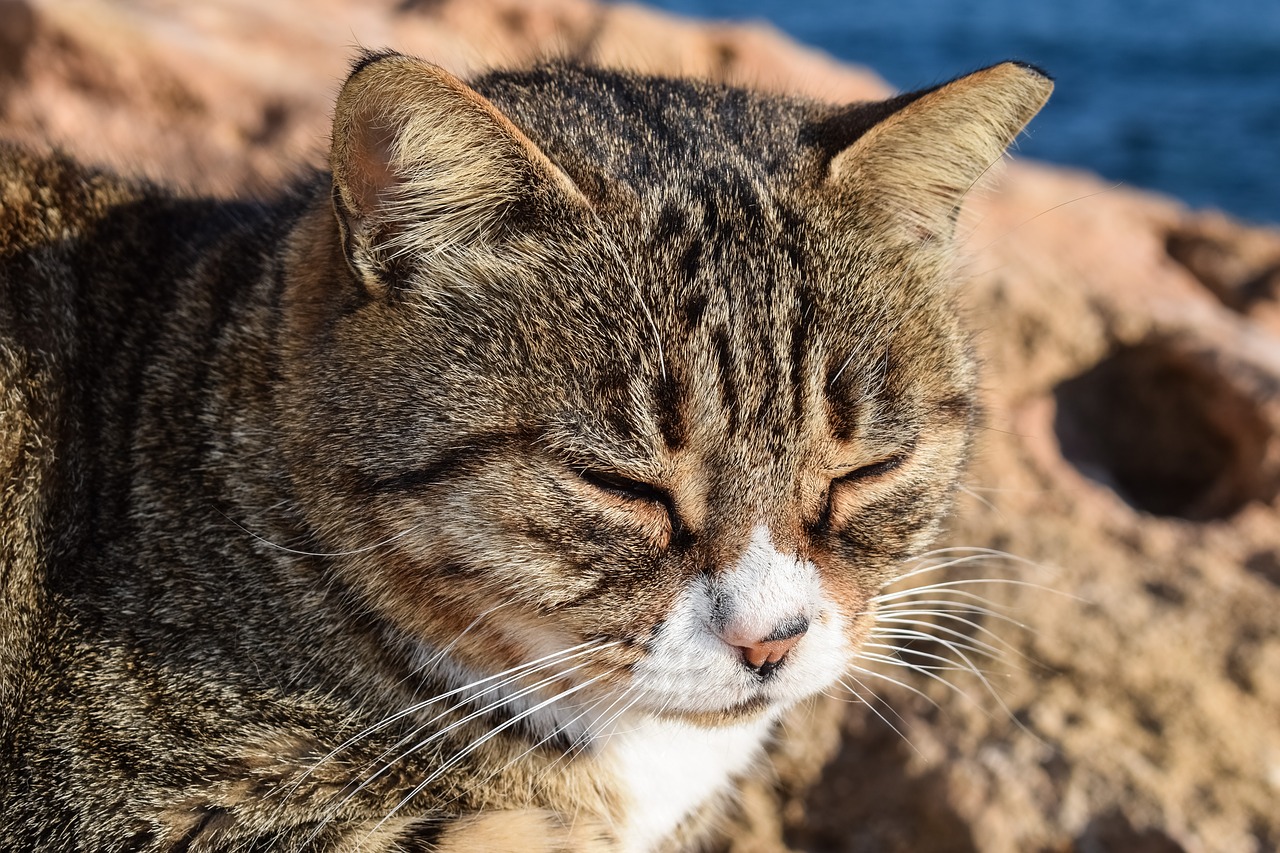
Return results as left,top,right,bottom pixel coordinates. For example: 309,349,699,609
861,647,989,675
835,676,922,758
291,640,611,797
872,605,1033,650
368,674,609,838
843,664,941,710
221,510,424,558
874,577,1072,605
301,648,615,847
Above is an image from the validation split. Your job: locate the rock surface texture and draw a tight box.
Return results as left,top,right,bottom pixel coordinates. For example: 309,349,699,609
3,1,1278,851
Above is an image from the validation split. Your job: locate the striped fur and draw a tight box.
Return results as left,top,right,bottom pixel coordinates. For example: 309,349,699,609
0,53,1049,851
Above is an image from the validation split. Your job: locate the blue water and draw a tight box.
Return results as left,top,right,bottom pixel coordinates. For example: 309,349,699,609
638,0,1280,225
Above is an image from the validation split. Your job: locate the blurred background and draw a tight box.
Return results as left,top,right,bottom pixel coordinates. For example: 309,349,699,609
644,0,1280,225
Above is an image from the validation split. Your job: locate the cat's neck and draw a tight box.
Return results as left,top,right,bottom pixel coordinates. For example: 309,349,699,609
603,711,775,853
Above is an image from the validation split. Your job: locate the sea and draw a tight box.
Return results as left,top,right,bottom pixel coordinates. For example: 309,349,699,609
638,0,1280,225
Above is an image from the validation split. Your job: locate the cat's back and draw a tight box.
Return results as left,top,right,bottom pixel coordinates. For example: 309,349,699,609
0,144,125,728
0,143,241,723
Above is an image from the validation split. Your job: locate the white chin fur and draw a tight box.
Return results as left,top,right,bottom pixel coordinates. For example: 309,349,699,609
627,525,849,717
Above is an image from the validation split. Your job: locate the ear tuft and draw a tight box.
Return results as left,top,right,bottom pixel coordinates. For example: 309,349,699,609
329,51,588,295
824,61,1053,244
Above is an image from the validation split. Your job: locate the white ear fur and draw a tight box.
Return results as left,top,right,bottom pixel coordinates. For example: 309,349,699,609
827,62,1053,243
329,52,589,293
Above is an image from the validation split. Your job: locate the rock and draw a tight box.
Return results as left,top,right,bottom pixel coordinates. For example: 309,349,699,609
0,1,36,86
1166,212,1280,332
3,1,1278,851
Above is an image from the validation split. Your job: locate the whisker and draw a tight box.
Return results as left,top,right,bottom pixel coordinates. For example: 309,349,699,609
872,604,1032,649
302,650,614,847
221,510,424,558
291,640,610,795
842,664,941,710
517,683,642,796
853,540,1064,749
868,626,1015,712
966,182,1122,257
885,549,1055,588
874,577,1076,605
369,674,609,838
342,648,615,793
871,621,1002,651
870,622,1006,662
874,596,1022,621
861,646,1002,677
835,676,923,758
957,484,1003,518
855,644,995,705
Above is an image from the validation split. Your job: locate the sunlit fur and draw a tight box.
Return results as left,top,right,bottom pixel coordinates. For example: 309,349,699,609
0,51,1049,851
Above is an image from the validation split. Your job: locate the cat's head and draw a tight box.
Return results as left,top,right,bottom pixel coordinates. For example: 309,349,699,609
278,52,1050,727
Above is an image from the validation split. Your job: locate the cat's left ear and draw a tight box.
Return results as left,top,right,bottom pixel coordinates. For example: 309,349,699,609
818,61,1052,244
329,51,591,295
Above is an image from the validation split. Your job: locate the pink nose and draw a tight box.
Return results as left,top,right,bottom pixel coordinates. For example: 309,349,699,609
719,617,809,671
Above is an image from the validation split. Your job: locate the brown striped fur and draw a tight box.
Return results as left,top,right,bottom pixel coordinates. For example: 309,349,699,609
0,52,1049,851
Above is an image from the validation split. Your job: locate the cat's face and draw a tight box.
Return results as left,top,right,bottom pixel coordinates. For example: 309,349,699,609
279,53,1049,728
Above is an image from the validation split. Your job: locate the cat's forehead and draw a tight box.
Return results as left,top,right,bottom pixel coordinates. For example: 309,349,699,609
542,199,962,467
472,67,923,314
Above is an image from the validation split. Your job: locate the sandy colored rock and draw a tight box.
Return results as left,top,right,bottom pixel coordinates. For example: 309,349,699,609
3,1,1278,851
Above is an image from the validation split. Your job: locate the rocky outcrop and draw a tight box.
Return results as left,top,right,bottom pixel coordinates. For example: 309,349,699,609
3,1,1277,850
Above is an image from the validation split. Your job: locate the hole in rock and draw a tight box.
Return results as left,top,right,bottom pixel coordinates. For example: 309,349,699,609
1052,342,1274,520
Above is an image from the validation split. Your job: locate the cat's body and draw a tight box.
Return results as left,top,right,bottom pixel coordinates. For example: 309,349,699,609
0,53,1049,851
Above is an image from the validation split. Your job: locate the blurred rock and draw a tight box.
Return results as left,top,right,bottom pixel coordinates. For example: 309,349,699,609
3,1,1278,851
1166,212,1280,332
0,1,35,82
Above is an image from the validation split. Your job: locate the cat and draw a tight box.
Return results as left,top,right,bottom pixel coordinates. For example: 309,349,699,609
0,49,1050,851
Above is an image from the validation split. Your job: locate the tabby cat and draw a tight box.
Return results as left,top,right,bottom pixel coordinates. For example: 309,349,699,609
0,50,1050,851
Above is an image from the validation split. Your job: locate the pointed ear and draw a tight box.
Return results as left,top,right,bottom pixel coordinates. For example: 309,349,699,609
329,51,590,294
823,62,1052,244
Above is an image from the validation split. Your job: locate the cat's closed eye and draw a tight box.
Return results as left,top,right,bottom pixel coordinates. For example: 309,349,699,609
578,468,668,505
577,467,678,545
835,452,907,484
814,451,911,530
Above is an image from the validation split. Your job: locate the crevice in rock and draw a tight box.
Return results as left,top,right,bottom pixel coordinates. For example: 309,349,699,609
1074,810,1187,853
1166,221,1280,314
1245,549,1280,586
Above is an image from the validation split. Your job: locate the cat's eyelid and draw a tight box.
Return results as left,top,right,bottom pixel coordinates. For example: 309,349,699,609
577,467,666,502
575,466,683,542
835,453,906,482
828,439,918,482
561,451,663,486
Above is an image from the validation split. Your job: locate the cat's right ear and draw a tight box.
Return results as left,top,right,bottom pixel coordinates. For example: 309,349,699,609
817,61,1052,245
329,51,590,296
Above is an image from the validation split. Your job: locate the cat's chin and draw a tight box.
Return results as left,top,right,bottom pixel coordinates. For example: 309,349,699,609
618,670,832,730
648,696,776,728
